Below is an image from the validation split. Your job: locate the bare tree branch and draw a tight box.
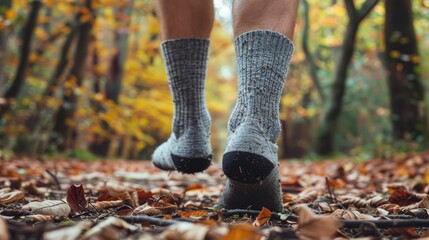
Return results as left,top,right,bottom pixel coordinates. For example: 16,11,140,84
357,0,379,22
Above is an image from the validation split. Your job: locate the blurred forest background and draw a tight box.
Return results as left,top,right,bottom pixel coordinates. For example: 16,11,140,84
0,0,428,161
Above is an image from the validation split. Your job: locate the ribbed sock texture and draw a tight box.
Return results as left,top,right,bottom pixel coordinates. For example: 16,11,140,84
152,39,212,173
228,30,294,141
219,30,294,211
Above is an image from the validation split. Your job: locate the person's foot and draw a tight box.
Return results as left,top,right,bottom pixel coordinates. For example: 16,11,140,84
152,127,212,174
217,30,294,211
218,120,282,211
151,38,213,174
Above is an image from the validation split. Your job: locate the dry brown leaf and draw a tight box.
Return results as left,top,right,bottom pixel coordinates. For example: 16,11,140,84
366,196,388,208
252,207,272,227
120,191,137,208
378,203,401,214
221,223,262,240
388,189,421,206
0,190,24,204
340,196,368,208
330,209,375,220
82,216,138,240
89,200,123,210
23,200,71,217
0,216,9,240
314,202,340,213
24,214,55,222
400,195,429,213
162,222,210,240
134,204,162,215
295,205,341,240
106,182,128,196
293,190,318,204
282,193,294,203
67,184,88,213
44,220,92,240
183,200,202,209
134,201,178,215
176,210,208,217
136,190,154,205
151,188,183,206
22,182,46,196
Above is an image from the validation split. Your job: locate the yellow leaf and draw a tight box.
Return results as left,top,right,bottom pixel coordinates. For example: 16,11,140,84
390,50,400,59
5,9,15,20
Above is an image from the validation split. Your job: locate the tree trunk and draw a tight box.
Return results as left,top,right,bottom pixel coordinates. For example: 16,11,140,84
0,0,41,117
315,0,379,155
51,0,93,152
89,3,132,157
384,0,425,141
0,0,12,98
301,0,324,102
20,22,79,155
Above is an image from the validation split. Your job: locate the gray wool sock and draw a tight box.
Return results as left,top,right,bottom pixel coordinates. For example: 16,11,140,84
152,38,212,174
218,30,294,211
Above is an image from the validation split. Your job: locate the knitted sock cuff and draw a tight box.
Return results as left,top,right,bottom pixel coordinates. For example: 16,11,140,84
234,30,294,72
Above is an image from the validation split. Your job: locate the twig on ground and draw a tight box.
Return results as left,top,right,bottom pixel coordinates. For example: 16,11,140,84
342,219,429,228
46,169,61,190
120,215,182,226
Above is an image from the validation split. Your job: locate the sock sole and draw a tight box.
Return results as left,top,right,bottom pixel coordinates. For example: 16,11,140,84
222,151,274,184
171,154,212,174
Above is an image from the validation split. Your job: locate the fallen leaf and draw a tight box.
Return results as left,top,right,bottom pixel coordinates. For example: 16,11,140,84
23,200,71,217
22,182,46,196
151,188,183,206
0,190,24,204
366,196,388,208
24,214,55,222
295,205,341,240
134,201,178,215
133,204,162,215
0,216,9,240
119,191,137,208
252,207,272,227
400,195,429,213
97,192,120,202
82,216,138,239
176,210,209,217
330,209,375,220
293,190,318,204
162,222,210,240
340,196,367,208
282,193,294,203
378,203,401,214
183,200,202,209
67,184,88,213
89,200,123,210
44,220,92,240
221,223,262,240
388,189,421,206
106,182,128,196
137,190,154,205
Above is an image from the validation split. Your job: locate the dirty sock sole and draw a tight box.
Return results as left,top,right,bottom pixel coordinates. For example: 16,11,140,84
171,154,212,174
222,151,274,184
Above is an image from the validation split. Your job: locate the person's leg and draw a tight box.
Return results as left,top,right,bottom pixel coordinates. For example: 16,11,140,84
218,0,299,211
152,0,214,173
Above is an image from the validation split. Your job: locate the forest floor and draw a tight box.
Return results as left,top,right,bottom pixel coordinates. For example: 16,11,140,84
2,152,429,239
